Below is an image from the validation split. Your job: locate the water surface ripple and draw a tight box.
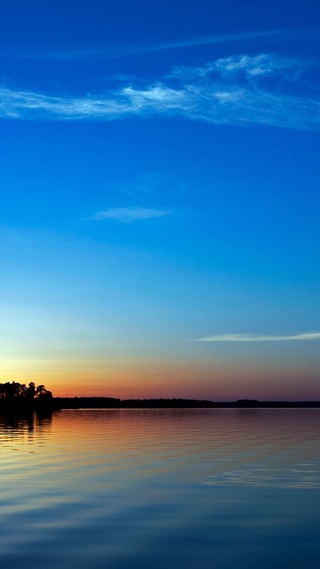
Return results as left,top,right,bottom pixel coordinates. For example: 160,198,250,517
1,408,319,568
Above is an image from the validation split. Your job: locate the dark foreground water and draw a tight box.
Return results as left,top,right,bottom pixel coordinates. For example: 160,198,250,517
0,408,319,569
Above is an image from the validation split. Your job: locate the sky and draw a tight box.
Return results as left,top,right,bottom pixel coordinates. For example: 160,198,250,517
0,0,320,400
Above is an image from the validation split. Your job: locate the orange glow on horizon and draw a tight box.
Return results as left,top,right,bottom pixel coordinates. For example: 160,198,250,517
1,357,319,401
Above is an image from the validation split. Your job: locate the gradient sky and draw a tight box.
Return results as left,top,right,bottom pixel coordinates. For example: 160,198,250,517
1,0,320,399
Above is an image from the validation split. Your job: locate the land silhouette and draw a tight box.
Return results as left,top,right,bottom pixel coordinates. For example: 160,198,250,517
1,381,319,411
0,381,54,411
55,396,320,409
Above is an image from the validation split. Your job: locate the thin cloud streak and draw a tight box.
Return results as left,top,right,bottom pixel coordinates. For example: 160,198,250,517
92,207,171,222
142,29,283,53
197,332,320,342
4,29,283,61
0,54,319,130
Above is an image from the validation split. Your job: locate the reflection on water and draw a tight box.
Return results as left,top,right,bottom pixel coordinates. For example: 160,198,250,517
205,466,320,489
0,409,319,568
0,410,53,434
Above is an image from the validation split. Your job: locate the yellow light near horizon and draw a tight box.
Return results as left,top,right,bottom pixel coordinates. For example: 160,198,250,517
1,355,319,401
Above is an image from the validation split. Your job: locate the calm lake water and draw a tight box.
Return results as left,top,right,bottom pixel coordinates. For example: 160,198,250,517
1,408,320,568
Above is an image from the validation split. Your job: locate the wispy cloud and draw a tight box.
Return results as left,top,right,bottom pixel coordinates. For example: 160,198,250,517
191,53,301,79
1,53,319,129
91,207,171,222
197,332,320,342
127,29,283,56
0,84,189,119
3,29,283,61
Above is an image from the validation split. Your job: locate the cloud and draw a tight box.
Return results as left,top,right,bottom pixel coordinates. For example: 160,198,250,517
0,84,190,119
91,207,171,222
4,29,283,61
211,53,300,78
197,332,320,342
0,53,319,130
128,29,283,56
170,53,300,81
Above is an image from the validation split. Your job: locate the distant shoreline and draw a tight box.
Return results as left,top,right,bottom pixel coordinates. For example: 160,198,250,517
1,397,320,413
53,397,320,409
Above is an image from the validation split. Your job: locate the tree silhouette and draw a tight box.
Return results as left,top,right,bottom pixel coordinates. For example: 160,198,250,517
0,381,53,408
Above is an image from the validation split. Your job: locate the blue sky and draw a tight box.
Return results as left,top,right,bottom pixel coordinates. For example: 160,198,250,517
1,1,320,399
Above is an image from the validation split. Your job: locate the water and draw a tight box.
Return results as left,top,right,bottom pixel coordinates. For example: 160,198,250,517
0,408,319,568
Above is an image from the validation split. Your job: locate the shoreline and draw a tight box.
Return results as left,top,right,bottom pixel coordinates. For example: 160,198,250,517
1,397,320,413
53,397,320,409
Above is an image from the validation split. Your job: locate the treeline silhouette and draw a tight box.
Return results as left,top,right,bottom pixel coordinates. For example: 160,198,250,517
0,381,55,411
1,382,319,411
54,397,320,409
